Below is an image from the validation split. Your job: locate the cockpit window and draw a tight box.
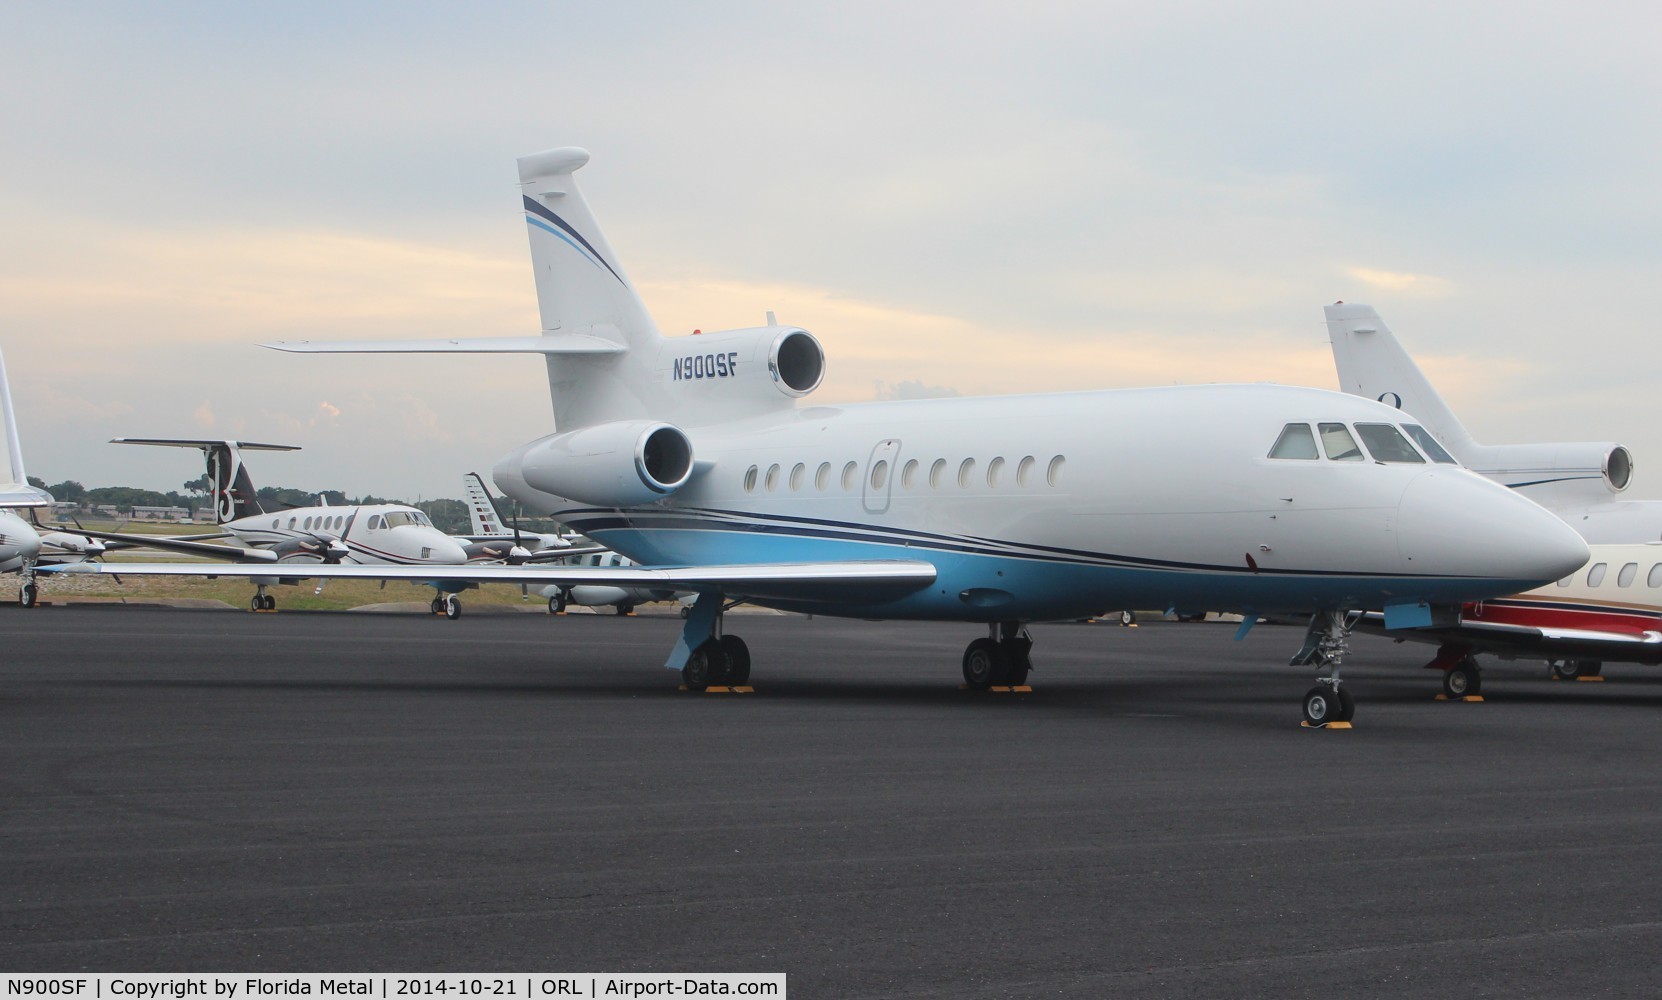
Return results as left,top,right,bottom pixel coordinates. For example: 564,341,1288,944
1402,424,1458,464
1318,423,1364,461
1355,423,1426,464
1268,423,1319,460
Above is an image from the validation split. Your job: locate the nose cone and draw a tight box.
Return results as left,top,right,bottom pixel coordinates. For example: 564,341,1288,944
1397,469,1588,590
414,527,469,565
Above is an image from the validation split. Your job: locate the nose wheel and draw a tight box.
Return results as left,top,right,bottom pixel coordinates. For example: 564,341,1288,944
1293,611,1358,727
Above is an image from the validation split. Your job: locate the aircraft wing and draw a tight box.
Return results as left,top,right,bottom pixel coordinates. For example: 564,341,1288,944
42,559,938,602
1357,612,1662,662
62,527,282,563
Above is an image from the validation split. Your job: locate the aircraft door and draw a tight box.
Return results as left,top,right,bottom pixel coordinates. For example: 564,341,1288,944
863,438,901,515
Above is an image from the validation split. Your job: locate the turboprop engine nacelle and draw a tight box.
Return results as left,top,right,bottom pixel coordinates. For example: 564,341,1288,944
508,420,695,509
655,326,825,424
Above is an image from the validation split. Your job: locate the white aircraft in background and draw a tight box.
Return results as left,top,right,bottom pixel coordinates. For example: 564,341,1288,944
1328,302,1662,695
1,345,109,606
56,147,1590,726
1327,302,1657,542
457,471,576,563
76,439,471,614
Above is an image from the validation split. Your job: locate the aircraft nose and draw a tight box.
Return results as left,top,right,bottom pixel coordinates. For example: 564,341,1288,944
420,529,469,565
1397,469,1588,588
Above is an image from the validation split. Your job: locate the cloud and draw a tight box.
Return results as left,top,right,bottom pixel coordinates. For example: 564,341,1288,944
1347,267,1455,298
191,400,215,429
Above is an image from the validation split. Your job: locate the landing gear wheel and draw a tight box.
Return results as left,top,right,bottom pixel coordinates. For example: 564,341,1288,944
1554,659,1602,680
264,595,276,611
443,595,461,620
20,582,38,608
547,593,567,614
1119,610,1136,626
681,640,728,692
252,595,263,612
1336,685,1356,722
1442,660,1482,699
962,637,1009,691
430,597,444,615
1003,649,1031,686
615,603,633,616
1302,686,1340,726
718,634,751,685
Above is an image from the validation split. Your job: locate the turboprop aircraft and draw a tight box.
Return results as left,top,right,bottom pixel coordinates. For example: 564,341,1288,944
51,147,1592,726
79,439,471,613
458,471,585,563
1327,302,1658,542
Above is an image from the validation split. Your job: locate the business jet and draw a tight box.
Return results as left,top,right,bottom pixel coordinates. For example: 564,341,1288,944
79,439,472,614
51,147,1591,726
1327,302,1658,542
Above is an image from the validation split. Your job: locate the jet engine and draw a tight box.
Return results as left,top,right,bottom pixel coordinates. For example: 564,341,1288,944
514,420,695,509
1478,441,1633,498
654,325,825,422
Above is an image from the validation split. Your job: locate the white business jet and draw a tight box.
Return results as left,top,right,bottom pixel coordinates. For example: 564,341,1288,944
1327,302,1656,542
84,439,470,613
54,148,1589,725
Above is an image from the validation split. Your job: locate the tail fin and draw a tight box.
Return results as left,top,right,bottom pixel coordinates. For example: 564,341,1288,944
112,438,298,524
1325,302,1478,454
463,472,507,536
519,147,667,430
0,346,53,507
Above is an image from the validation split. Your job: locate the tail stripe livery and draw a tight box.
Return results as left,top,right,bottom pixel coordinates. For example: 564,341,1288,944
523,196,627,286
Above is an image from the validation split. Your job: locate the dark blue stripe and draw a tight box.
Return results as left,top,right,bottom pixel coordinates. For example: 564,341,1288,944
522,196,627,287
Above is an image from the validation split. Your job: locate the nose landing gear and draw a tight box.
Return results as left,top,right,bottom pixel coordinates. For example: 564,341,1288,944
1293,610,1358,728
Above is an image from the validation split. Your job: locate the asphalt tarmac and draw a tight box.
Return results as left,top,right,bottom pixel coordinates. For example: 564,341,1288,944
5,605,1662,997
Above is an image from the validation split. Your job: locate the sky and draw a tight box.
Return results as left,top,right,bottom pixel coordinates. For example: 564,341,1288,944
3,2,1660,501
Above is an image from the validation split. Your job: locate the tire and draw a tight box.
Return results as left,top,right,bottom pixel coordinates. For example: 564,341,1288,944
616,604,633,616
430,597,444,615
548,593,567,614
1576,660,1603,678
1443,660,1481,699
679,605,691,619
444,596,461,620
1119,610,1136,626
718,635,751,685
20,583,37,608
1302,686,1337,726
1551,660,1578,680
682,641,727,691
1337,685,1356,722
962,637,1008,690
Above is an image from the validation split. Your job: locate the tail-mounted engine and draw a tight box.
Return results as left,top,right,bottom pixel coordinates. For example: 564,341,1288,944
512,420,695,509
1478,441,1633,501
654,326,825,424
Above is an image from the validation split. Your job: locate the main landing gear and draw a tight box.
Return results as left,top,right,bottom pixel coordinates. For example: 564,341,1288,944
1551,659,1603,681
430,594,461,619
961,622,1033,690
1423,644,1483,700
673,593,751,691
1291,610,1358,727
248,585,277,612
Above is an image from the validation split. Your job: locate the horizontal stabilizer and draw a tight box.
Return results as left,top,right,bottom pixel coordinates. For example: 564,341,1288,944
112,438,300,452
261,334,626,355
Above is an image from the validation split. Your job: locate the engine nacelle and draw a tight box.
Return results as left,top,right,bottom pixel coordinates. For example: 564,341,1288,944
512,420,694,509
654,325,825,423
1473,441,1633,500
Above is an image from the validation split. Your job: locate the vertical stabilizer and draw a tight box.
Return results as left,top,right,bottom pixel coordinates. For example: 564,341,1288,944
464,472,508,536
1326,302,1478,453
0,346,54,507
519,147,667,430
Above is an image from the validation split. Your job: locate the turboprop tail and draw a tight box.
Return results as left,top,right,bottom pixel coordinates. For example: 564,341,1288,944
112,438,298,524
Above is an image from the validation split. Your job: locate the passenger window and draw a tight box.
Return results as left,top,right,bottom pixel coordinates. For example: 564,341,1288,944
815,462,830,491
765,464,780,491
929,459,946,489
1403,424,1458,464
841,461,857,490
901,459,918,489
1318,423,1364,461
1268,423,1319,460
1587,562,1608,587
987,457,1005,487
1556,574,1573,588
789,463,805,491
288,517,297,529
870,460,889,490
1355,423,1426,463
1016,456,1035,486
1047,455,1065,487
1619,562,1638,587
1649,564,1662,588
958,458,977,488
744,465,758,492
